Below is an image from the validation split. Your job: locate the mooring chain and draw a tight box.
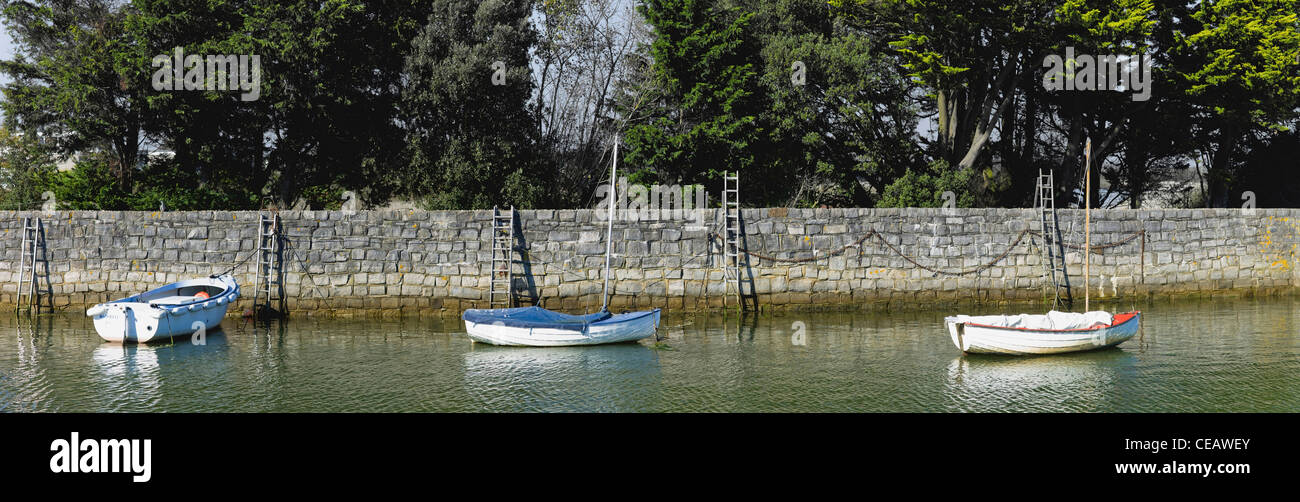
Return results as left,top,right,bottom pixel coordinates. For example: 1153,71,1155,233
710,227,1146,277
871,229,1031,277
709,230,877,264
1058,229,1145,252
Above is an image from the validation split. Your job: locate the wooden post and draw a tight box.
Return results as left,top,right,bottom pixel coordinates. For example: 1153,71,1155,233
1084,138,1091,312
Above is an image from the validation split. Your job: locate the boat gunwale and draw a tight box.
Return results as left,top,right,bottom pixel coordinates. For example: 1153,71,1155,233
950,310,1140,334
463,307,659,331
94,275,239,313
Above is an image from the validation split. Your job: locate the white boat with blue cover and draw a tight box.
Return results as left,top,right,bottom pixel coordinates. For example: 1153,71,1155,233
86,275,240,343
463,306,661,346
461,137,662,347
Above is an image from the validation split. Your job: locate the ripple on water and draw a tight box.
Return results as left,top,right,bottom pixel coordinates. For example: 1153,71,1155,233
0,298,1297,412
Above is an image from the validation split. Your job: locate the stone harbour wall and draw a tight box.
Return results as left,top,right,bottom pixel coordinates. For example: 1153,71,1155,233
0,208,1296,316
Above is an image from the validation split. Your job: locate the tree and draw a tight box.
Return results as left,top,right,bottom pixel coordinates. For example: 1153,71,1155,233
533,0,645,207
756,0,923,206
1040,0,1157,208
400,0,543,210
1,0,150,189
0,126,56,209
621,0,764,199
877,160,974,208
864,1,1054,172
129,0,265,209
243,0,426,208
623,0,922,207
1171,0,1300,207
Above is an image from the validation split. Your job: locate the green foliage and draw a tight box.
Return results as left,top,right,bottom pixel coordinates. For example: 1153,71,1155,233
48,154,133,210
3,0,1299,211
132,157,261,210
756,1,923,206
622,0,762,190
296,185,345,211
49,153,260,210
0,127,57,210
625,0,922,207
1176,0,1300,126
0,0,149,177
401,0,544,210
1166,0,1300,205
877,160,975,208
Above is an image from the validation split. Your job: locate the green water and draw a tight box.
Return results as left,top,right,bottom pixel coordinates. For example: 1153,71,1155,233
1,297,1297,412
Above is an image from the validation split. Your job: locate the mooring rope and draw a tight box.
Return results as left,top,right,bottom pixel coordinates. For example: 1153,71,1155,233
281,238,330,299
214,248,258,277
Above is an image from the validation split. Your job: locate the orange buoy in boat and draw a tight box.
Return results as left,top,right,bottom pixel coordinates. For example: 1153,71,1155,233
195,291,210,300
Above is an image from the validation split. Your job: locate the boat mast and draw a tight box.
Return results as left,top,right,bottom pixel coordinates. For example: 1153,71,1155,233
600,138,618,312
1084,137,1091,312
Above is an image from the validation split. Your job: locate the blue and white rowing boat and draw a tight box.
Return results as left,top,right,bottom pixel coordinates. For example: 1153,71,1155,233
463,306,660,346
86,274,240,343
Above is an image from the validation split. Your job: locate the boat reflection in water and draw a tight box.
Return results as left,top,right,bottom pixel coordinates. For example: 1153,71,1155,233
462,343,662,412
90,329,228,411
944,348,1139,412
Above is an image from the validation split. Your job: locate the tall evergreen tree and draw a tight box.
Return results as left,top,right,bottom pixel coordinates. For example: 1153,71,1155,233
1,1,148,188
400,0,543,210
621,0,765,200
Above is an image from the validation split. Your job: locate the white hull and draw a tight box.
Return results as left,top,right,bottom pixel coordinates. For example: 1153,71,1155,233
945,312,1140,355
87,275,240,343
464,310,660,346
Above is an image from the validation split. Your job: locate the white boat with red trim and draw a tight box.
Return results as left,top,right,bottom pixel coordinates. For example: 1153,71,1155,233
943,310,1140,355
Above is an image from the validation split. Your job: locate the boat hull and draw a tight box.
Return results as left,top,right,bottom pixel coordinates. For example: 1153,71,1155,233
464,309,660,346
88,275,239,343
91,304,231,343
945,311,1140,355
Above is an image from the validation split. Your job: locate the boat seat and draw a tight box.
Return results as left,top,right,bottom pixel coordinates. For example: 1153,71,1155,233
148,295,201,305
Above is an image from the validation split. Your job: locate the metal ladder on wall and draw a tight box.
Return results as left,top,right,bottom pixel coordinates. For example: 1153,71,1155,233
1033,170,1073,309
489,206,515,308
15,217,47,313
253,212,284,316
721,172,753,311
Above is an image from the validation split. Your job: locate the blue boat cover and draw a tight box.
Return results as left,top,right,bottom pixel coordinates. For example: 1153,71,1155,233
462,306,612,330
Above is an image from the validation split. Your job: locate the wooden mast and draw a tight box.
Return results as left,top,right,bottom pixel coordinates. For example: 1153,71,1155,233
1084,137,1091,312
600,138,618,312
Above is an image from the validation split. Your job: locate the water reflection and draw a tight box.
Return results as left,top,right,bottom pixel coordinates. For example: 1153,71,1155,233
462,343,662,412
0,296,1297,412
945,349,1139,412
234,318,290,378
89,330,228,411
6,316,55,411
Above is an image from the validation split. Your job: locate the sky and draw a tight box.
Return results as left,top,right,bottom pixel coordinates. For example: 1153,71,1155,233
0,23,9,60
1,24,11,121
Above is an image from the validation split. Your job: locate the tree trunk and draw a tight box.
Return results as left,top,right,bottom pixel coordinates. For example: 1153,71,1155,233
1060,115,1085,206
1208,123,1241,208
115,120,140,194
1087,151,1101,208
956,54,1020,171
938,89,960,164
1128,147,1149,209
